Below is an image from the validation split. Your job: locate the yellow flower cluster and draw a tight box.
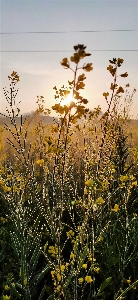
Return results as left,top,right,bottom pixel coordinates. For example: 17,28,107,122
78,277,84,284
66,230,74,239
2,296,10,300
48,245,58,257
82,264,87,269
70,252,75,259
4,285,9,291
78,276,93,284
37,159,44,167
94,267,100,273
0,217,8,224
112,204,120,213
3,186,11,193
85,276,93,283
51,263,70,289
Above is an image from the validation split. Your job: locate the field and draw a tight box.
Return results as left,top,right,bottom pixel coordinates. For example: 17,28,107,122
0,44,138,300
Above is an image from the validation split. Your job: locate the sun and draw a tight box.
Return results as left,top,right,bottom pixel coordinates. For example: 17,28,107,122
61,92,75,106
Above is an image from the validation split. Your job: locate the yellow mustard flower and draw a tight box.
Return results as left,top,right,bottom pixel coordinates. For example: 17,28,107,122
96,197,105,205
37,159,44,167
4,285,9,291
61,265,65,272
2,296,10,300
94,267,100,273
56,285,61,292
71,239,75,244
66,230,74,238
120,175,129,182
126,278,131,285
89,257,93,261
0,217,8,224
85,276,93,283
82,264,87,269
51,270,55,278
48,245,58,257
70,253,74,259
23,278,27,286
85,179,93,187
78,277,84,284
112,204,120,213
56,273,61,281
65,262,69,268
4,186,11,192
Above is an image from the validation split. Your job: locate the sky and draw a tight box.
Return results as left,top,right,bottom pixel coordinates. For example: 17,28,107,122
1,0,138,118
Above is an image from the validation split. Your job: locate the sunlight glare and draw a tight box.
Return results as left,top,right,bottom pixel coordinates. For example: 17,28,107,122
61,92,75,107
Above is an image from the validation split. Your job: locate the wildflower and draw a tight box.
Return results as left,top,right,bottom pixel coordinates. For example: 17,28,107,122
57,273,61,281
112,204,120,213
37,159,44,167
78,277,84,284
0,217,8,224
85,179,93,187
85,276,93,283
126,278,131,285
70,253,74,259
23,278,27,286
66,230,74,238
120,175,128,182
4,285,9,291
4,186,11,192
131,181,137,187
56,285,61,292
2,296,10,300
51,270,55,278
65,262,69,268
89,257,93,261
7,174,12,180
82,264,87,269
94,267,100,273
61,265,65,272
96,197,105,205
48,245,58,257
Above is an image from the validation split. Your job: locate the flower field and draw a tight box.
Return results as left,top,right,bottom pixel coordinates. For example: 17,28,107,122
0,44,138,300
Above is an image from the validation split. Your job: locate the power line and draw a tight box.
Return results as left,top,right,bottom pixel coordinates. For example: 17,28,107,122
0,29,138,34
1,50,138,53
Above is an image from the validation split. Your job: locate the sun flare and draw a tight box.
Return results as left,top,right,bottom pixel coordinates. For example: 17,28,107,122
61,92,75,107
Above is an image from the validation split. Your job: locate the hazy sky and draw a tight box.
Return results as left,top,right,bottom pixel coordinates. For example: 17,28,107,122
1,0,138,117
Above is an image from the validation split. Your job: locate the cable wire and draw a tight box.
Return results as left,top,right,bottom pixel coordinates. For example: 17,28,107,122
0,29,138,34
1,50,138,53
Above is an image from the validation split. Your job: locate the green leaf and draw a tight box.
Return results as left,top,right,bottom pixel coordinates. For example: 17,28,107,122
97,277,112,294
8,282,22,298
38,285,47,300
35,266,49,285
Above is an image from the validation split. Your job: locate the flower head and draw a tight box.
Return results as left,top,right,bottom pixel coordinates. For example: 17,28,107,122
85,276,93,283
78,277,84,284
